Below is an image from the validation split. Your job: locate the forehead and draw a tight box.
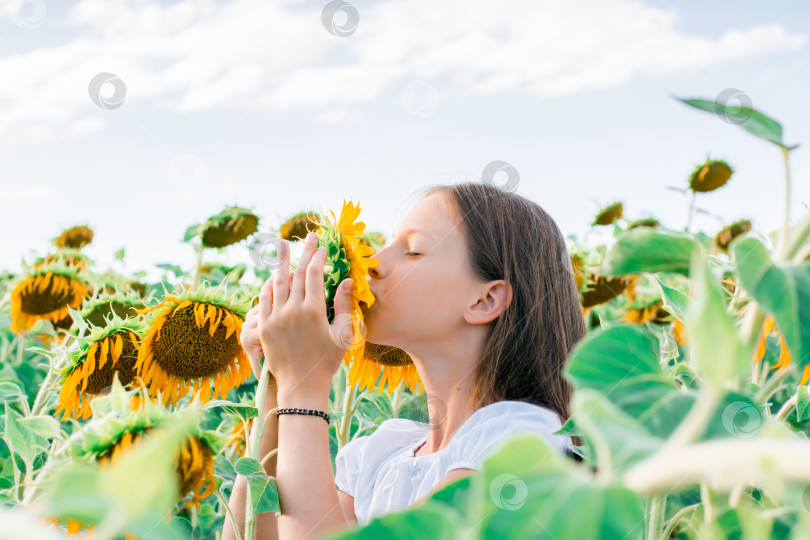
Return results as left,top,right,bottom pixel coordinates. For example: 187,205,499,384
395,192,461,240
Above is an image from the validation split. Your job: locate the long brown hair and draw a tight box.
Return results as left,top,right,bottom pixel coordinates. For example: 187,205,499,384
422,182,586,427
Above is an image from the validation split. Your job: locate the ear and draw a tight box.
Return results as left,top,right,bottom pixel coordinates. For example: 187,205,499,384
464,280,513,325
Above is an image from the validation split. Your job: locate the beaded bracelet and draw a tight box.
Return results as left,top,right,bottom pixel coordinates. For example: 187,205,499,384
276,407,330,424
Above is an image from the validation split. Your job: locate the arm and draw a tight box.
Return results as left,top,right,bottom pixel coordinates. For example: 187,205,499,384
275,387,352,540
410,468,476,508
222,376,281,540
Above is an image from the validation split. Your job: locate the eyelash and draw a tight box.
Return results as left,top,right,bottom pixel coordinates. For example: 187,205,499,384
406,252,421,257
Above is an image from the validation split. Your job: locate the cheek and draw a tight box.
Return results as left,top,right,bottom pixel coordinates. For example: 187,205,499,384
383,266,464,330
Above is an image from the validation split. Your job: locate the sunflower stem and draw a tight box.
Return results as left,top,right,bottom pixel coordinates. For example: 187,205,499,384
15,332,24,368
781,146,792,248
337,381,358,449
193,242,205,288
244,361,272,540
30,366,57,417
389,380,405,418
661,503,700,540
646,493,666,540
685,190,696,233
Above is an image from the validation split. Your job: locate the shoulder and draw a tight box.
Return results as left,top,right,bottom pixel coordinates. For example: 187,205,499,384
445,400,571,470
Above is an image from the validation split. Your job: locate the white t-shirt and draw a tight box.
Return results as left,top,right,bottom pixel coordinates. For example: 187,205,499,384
333,400,571,526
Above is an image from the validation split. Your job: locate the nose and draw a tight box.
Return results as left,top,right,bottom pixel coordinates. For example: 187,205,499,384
368,246,386,280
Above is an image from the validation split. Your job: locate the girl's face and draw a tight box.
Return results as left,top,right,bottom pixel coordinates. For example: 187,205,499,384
364,193,480,348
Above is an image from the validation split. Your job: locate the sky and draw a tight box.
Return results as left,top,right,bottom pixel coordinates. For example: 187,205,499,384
1,0,808,281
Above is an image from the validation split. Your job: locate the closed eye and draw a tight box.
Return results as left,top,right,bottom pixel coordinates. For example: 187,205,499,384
406,252,421,257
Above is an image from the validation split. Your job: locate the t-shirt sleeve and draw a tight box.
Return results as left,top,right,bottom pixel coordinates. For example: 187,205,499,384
444,406,570,472
334,434,370,497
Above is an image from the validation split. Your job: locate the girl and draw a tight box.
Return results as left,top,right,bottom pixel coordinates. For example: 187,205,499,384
224,182,586,540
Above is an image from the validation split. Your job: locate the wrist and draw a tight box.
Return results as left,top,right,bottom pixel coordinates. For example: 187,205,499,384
276,387,330,411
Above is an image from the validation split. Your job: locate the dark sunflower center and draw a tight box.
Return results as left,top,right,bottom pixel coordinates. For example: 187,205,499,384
152,304,241,378
85,302,143,327
85,332,139,394
20,275,76,315
202,215,259,248
364,342,414,366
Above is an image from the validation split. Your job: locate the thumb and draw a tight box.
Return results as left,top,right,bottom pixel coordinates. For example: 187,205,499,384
331,279,359,350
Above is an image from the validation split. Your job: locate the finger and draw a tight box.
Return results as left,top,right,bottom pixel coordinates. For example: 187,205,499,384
305,246,329,306
331,278,356,348
258,278,274,322
291,232,318,303
272,239,290,311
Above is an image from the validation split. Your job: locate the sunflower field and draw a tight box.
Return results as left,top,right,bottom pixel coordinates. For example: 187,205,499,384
1,94,809,540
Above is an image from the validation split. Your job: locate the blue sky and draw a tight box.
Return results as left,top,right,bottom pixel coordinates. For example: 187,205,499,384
1,0,808,280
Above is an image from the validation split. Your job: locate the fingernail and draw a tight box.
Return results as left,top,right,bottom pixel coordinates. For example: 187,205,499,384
280,240,288,256
306,231,316,243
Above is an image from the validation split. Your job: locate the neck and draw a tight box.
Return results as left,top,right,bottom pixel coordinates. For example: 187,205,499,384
403,327,485,454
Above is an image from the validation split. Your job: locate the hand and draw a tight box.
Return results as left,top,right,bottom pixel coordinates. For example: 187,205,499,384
257,232,357,396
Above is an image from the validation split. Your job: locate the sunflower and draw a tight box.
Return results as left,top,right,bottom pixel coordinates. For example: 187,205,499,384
79,290,146,328
580,272,639,309
620,299,671,325
10,262,89,336
627,218,660,231
69,384,226,520
54,316,145,421
54,225,94,249
754,315,805,384
33,248,90,272
592,202,623,226
689,158,733,193
312,201,421,395
570,254,585,292
185,206,260,249
713,219,752,254
93,271,149,298
134,286,251,406
280,211,321,241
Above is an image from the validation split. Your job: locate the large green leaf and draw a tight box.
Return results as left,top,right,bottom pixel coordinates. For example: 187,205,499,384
234,457,280,514
601,229,698,276
656,278,691,321
476,434,645,540
564,325,678,421
322,506,458,540
686,255,752,391
733,236,810,374
678,96,798,150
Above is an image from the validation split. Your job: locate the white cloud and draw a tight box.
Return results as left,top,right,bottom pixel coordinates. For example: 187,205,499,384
0,0,804,146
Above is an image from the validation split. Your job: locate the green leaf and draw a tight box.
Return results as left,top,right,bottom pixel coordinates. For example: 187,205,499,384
564,325,677,421
476,434,644,540
4,403,36,473
0,382,27,403
678,96,798,150
656,278,690,321
796,386,810,422
601,228,699,276
322,506,458,540
733,236,810,376
234,457,280,514
687,255,752,391
572,389,663,472
183,224,202,242
203,399,258,421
